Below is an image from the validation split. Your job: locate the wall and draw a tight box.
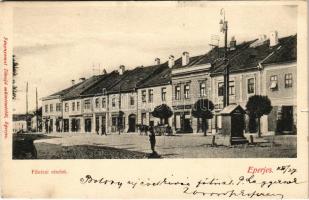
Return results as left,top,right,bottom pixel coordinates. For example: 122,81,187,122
137,85,173,126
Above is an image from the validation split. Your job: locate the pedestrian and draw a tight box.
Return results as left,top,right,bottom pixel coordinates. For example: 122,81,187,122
101,124,107,136
148,126,156,154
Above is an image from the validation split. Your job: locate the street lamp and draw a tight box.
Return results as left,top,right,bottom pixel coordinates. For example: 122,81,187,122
220,8,229,107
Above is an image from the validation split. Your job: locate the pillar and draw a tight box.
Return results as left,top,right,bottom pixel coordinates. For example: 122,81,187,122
52,117,57,133
91,115,96,134
69,118,72,133
99,115,102,135
79,117,84,133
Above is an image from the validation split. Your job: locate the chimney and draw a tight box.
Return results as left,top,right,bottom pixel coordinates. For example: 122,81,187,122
168,55,175,68
71,79,75,85
269,31,279,47
102,69,107,74
259,34,267,43
79,77,86,82
229,36,236,51
182,52,189,66
154,58,160,65
119,65,125,75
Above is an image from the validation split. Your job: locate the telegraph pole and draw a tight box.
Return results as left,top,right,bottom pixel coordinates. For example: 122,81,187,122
220,8,229,107
36,87,39,132
26,82,29,131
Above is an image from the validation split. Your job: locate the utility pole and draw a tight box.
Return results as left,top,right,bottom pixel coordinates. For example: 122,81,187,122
26,82,29,131
36,87,39,132
220,8,229,107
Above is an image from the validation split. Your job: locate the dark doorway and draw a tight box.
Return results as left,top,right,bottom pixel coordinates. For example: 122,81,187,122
231,114,245,137
101,115,106,135
281,106,293,133
49,119,53,132
128,114,136,132
85,118,92,132
95,116,100,134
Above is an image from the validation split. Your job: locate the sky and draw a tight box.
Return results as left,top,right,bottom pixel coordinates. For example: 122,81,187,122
12,2,297,114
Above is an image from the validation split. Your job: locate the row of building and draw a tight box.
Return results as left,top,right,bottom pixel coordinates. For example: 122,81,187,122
42,32,297,135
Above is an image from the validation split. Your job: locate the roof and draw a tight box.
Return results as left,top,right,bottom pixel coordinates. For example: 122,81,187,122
43,81,84,100
211,35,296,75
211,39,259,75
138,62,171,88
261,35,297,65
172,55,205,69
220,105,246,115
108,63,164,93
62,74,108,100
81,71,123,97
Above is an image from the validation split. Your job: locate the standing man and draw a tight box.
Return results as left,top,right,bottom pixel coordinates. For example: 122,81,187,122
149,126,156,154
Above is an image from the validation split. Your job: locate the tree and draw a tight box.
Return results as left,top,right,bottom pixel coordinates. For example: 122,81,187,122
12,55,19,100
191,99,214,136
152,104,173,125
246,95,272,137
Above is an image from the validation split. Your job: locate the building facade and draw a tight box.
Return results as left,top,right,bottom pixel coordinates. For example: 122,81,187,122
41,33,297,135
137,62,172,127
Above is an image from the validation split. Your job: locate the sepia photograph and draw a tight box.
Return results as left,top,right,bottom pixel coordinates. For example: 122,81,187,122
12,3,297,159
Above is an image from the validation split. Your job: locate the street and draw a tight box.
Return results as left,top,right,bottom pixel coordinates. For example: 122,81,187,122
29,133,297,159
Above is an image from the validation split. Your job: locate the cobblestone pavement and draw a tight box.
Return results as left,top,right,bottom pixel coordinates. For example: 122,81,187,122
33,132,297,158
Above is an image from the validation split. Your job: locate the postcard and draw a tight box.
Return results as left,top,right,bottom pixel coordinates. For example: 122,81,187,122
0,1,308,199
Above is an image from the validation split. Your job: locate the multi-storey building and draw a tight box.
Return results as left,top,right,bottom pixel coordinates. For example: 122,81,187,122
137,59,172,127
41,32,296,135
61,75,107,133
211,33,296,134
80,70,123,134
42,81,83,133
170,52,213,133
107,64,164,133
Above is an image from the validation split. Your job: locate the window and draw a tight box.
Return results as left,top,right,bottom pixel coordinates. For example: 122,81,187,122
285,73,292,88
229,81,235,95
200,82,206,97
84,99,91,110
95,98,99,108
247,78,255,94
130,96,135,105
65,103,69,112
218,82,224,96
270,75,278,90
77,102,80,111
50,104,53,112
72,102,75,111
112,98,116,107
184,84,190,99
142,90,146,102
148,89,153,103
45,105,48,113
56,103,61,111
175,85,181,100
161,87,166,101
102,98,106,108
